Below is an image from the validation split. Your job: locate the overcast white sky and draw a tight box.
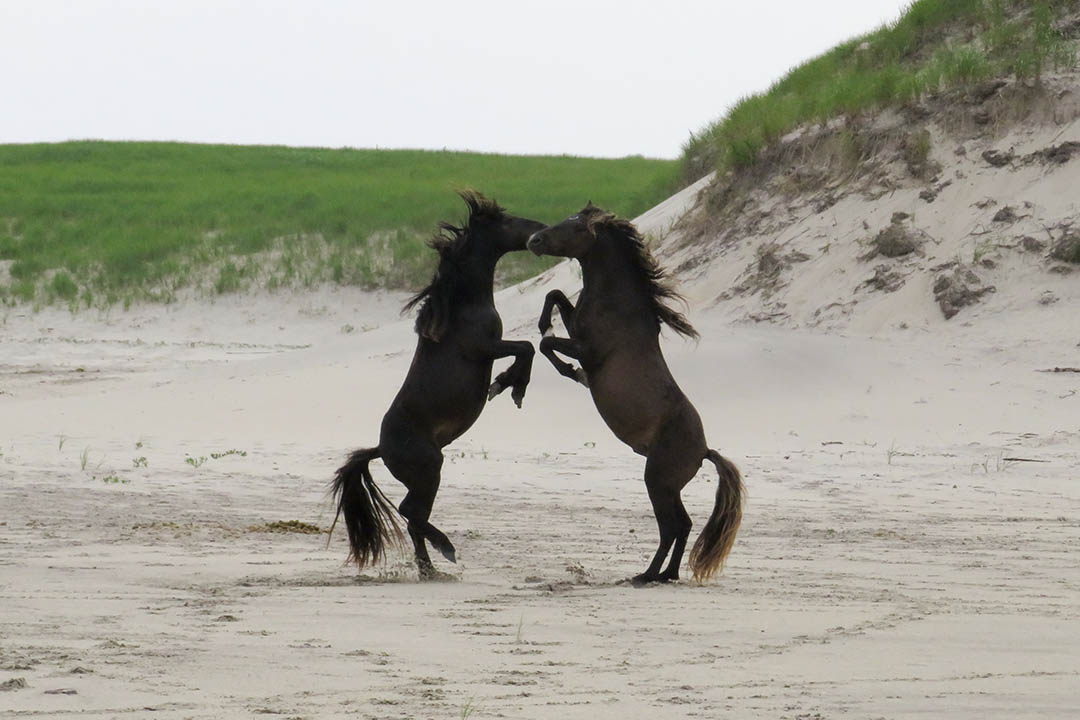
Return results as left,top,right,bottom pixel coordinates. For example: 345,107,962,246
3,0,911,158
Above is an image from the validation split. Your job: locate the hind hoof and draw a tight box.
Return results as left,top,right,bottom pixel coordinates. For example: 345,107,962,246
418,566,458,582
630,573,667,587
431,542,456,564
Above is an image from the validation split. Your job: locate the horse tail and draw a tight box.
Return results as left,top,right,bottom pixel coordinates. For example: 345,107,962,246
330,447,404,568
689,449,744,582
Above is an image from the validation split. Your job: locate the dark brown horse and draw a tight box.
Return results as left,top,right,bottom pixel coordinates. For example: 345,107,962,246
527,204,743,585
331,191,546,579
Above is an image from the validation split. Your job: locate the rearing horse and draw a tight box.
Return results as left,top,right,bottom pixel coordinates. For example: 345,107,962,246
331,191,546,579
527,204,744,585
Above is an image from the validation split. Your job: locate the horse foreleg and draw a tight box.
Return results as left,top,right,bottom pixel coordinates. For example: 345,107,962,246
538,289,576,336
539,336,588,387
486,339,535,408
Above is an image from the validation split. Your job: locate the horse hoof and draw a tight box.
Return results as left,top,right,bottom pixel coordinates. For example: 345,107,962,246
630,573,661,587
436,544,457,564
487,382,502,401
419,569,457,582
418,567,458,583
574,368,589,387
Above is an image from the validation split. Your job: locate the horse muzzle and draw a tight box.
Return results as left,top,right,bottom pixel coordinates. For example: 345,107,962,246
527,232,547,256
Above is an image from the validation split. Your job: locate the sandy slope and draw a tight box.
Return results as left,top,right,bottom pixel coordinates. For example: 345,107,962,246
2,177,1079,719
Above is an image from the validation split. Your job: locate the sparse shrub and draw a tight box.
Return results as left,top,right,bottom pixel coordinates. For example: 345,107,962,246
48,271,78,302
903,129,936,179
214,261,245,295
1049,231,1080,263
863,217,922,260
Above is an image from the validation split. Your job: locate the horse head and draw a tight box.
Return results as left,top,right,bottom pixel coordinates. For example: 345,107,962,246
458,190,546,257
527,202,607,259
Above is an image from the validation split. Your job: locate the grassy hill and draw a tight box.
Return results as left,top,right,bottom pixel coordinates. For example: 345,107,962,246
682,0,1079,180
0,142,678,307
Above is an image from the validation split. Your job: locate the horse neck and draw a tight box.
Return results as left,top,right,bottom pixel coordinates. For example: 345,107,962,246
451,248,500,306
578,235,652,316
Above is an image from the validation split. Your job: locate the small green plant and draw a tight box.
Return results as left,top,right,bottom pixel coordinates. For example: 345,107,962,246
515,613,525,644
973,240,993,264
209,449,247,460
132,456,148,468
1050,232,1080,264
903,129,934,179
58,434,67,451
135,441,143,449
461,697,478,719
102,474,129,485
80,447,90,471
185,455,207,468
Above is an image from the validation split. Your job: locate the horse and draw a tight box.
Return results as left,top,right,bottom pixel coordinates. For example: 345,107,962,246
331,191,546,579
526,203,743,585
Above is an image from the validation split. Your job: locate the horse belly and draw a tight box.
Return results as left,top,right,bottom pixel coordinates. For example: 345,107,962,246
589,365,670,453
397,354,492,447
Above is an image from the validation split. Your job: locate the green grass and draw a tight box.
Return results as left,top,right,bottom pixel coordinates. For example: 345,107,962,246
683,0,1079,178
0,142,678,307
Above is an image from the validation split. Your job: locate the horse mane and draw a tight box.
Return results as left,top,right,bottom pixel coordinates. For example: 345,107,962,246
583,205,699,340
403,191,505,341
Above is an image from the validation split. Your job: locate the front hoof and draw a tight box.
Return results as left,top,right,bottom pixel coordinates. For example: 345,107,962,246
511,385,527,408
573,368,589,387
486,381,503,401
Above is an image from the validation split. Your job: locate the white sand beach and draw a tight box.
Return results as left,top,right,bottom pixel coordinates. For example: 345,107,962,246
2,143,1079,719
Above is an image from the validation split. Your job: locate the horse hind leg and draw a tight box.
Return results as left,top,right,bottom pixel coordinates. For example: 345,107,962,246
633,433,698,586
659,496,692,582
633,484,690,586
382,437,457,580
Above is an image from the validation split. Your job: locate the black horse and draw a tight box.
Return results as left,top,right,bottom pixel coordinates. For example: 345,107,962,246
331,191,546,579
527,204,743,585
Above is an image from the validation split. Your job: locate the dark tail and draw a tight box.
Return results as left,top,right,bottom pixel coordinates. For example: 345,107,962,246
330,447,404,568
689,449,744,582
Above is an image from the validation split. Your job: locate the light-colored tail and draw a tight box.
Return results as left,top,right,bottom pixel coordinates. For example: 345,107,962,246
688,449,744,581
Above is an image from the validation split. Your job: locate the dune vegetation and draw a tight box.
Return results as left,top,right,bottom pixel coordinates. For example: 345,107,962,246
0,142,678,308
682,0,1079,179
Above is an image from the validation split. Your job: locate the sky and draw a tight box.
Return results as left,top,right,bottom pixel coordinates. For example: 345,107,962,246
3,0,912,159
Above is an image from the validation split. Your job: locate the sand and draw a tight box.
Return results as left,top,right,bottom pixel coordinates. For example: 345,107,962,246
2,168,1079,719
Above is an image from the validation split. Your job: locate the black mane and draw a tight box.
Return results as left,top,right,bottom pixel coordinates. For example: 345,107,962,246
583,206,698,340
403,191,505,341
